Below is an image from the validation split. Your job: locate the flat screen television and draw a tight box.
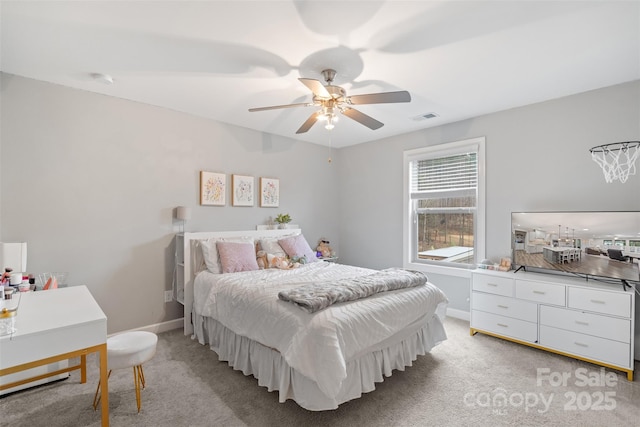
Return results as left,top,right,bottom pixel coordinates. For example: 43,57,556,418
511,211,640,285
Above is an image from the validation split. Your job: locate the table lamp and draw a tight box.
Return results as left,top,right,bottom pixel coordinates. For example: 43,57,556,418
176,206,191,233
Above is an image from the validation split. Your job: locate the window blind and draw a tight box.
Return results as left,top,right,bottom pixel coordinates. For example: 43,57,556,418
410,152,477,199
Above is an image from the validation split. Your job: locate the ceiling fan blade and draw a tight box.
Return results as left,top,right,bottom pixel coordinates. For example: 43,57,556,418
298,78,331,99
348,90,411,105
296,112,322,134
342,108,384,130
248,102,310,112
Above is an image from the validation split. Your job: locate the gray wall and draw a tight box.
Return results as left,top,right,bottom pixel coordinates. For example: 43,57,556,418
0,74,339,333
338,80,640,313
2,73,639,331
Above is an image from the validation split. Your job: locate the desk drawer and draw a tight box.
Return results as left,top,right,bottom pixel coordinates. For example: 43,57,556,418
540,305,630,343
472,310,537,343
472,292,537,323
516,280,565,305
472,274,514,297
568,287,631,317
540,325,630,368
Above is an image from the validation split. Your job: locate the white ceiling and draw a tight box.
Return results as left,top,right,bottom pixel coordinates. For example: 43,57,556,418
1,1,639,148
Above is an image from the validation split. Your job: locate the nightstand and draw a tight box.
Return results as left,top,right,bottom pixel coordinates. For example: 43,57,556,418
319,256,338,263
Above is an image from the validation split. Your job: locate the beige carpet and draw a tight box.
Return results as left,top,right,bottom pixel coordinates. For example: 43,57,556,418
1,317,639,426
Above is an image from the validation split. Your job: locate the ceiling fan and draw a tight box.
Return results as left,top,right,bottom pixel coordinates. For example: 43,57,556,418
248,69,411,134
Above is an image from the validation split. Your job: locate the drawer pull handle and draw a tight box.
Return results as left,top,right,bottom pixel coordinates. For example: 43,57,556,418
574,342,589,348
590,300,606,304
497,323,509,328
575,320,589,326
497,305,509,309
533,290,546,295
487,283,498,287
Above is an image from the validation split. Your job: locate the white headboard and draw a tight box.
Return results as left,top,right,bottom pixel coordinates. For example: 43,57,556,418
178,229,302,335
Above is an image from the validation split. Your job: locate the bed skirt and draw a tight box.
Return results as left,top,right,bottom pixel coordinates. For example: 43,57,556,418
192,307,447,411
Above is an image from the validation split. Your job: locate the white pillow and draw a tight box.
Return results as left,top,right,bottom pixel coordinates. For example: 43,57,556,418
200,236,255,274
259,238,287,258
278,234,319,263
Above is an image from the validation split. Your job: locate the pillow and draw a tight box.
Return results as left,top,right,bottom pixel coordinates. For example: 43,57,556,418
193,240,208,274
216,241,260,273
259,238,287,258
200,236,254,274
278,234,319,263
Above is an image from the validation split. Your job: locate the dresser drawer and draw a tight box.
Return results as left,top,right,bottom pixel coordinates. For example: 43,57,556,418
472,310,537,343
516,280,565,305
472,274,514,297
540,325,631,368
540,305,630,343
472,292,537,323
568,287,631,317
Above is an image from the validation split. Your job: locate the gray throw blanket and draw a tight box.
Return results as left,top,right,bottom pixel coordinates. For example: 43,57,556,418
278,268,428,313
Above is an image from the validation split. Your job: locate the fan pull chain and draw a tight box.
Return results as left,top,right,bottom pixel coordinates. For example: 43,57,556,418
328,132,332,164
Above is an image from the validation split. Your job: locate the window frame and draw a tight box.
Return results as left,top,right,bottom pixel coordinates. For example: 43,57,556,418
403,137,486,277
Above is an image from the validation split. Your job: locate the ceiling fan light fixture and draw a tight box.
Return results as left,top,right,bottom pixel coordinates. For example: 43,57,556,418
324,114,338,130
249,68,410,134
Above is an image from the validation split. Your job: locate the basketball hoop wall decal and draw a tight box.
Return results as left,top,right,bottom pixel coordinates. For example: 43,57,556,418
589,141,640,183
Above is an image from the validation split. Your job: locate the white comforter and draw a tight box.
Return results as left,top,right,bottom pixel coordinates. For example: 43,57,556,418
193,262,448,399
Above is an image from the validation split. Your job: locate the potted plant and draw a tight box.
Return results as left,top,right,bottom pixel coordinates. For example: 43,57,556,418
274,213,291,229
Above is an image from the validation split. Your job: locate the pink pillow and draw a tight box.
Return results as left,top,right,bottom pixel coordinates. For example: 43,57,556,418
278,234,319,263
216,241,260,273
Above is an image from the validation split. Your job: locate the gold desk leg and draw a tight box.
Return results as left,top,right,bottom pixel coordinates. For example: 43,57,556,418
627,371,634,382
81,354,87,384
99,344,109,427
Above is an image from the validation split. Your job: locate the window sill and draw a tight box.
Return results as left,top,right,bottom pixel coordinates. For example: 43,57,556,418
403,261,473,278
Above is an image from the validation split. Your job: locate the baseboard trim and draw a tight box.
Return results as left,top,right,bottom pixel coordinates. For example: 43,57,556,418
446,308,470,321
110,318,184,337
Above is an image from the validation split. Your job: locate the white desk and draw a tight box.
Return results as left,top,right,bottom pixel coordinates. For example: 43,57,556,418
0,286,109,426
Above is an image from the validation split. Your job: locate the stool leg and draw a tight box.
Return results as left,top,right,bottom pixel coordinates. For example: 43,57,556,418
92,370,112,410
133,366,142,413
138,364,146,389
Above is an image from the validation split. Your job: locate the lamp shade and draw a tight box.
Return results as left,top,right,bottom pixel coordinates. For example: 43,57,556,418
0,242,27,273
176,206,192,221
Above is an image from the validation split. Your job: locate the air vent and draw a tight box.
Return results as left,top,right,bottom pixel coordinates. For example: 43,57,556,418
412,112,439,121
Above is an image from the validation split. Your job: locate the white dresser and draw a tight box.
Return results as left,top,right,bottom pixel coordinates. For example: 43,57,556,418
470,269,635,380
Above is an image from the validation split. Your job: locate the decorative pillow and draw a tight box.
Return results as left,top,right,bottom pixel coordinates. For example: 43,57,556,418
259,238,287,258
278,234,319,263
200,236,254,274
216,241,260,273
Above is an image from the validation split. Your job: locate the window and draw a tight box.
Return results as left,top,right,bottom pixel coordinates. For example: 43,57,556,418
403,137,485,270
629,240,640,247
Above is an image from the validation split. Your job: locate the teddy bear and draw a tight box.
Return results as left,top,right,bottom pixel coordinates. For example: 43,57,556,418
256,250,268,270
316,239,332,258
267,253,293,269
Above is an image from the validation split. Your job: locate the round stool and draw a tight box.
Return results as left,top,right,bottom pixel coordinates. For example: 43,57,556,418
93,331,158,413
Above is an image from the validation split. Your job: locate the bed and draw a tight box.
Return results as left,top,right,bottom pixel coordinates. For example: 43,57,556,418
181,229,448,410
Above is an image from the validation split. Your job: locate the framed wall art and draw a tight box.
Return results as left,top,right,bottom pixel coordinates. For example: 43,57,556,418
232,174,254,206
260,177,279,207
200,171,226,206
